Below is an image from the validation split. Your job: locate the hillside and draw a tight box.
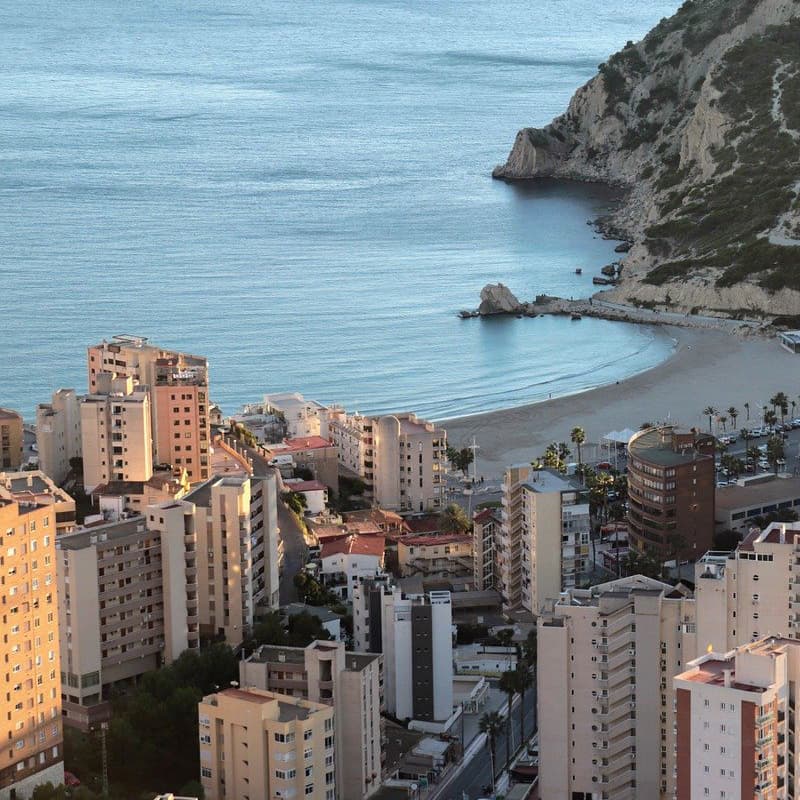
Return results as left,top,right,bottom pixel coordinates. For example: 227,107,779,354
493,0,800,317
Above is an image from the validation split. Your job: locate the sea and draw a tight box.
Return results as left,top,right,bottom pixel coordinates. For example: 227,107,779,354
0,0,679,421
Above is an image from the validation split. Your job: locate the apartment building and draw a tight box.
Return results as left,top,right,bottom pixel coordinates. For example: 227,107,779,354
264,437,339,492
627,426,715,559
264,392,328,438
674,636,800,799
473,507,500,591
87,335,211,483
397,534,472,578
0,472,76,535
0,495,64,799
198,688,336,800
35,389,82,485
695,522,800,654
240,640,382,800
320,535,385,600
90,469,189,521
182,473,280,646
0,408,24,470
499,466,590,614
57,510,195,730
537,576,696,800
323,410,446,514
80,375,153,493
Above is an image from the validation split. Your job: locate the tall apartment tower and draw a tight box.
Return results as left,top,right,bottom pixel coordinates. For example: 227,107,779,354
626,426,715,560
674,636,800,800
472,507,500,591
0,494,64,798
695,522,800,654
499,466,590,614
35,390,82,485
537,576,696,800
240,641,383,800
0,409,24,470
182,474,280,646
80,375,153,493
198,688,336,800
87,335,211,483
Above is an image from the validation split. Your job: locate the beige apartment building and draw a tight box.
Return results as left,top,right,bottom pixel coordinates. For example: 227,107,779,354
198,688,336,800
0,495,64,799
0,408,24,471
57,508,196,730
537,576,696,800
0,472,76,535
674,636,800,800
397,533,472,577
80,375,153,493
240,640,383,800
87,335,211,483
181,473,281,645
35,389,82,485
91,469,189,521
323,409,446,513
499,466,590,614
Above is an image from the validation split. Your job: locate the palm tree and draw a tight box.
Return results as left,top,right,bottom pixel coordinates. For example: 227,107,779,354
765,410,778,431
703,406,717,435
747,446,761,471
727,407,738,430
439,503,471,534
740,427,751,456
763,405,770,426
719,415,728,433
571,427,586,481
591,472,615,524
479,711,503,789
792,400,797,419
514,664,533,744
498,669,517,768
744,401,750,421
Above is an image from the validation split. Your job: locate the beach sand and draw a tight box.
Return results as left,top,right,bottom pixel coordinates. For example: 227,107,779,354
442,327,799,477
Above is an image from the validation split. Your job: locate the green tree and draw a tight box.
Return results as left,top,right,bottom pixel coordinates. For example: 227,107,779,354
439,503,471,534
719,415,728,433
286,611,333,646
282,491,307,515
727,406,738,430
702,406,717,434
494,628,515,648
446,446,474,477
479,711,503,784
747,445,761,471
514,663,533,744
744,401,750,421
570,427,586,480
766,435,786,474
542,442,571,474
764,410,778,430
32,784,69,800
498,669,517,768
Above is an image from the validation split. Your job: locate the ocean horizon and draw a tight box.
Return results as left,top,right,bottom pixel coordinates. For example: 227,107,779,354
0,0,679,421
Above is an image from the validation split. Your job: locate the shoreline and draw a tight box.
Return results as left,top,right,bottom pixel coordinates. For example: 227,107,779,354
442,325,794,478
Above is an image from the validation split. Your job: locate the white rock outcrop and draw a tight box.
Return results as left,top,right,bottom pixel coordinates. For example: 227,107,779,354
478,283,522,315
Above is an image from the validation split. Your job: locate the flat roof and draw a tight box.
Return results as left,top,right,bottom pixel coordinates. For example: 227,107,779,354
523,468,582,494
57,516,147,551
716,476,800,513
629,427,713,466
282,603,342,623
0,408,21,420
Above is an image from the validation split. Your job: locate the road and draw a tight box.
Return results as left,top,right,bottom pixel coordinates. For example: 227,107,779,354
431,686,537,800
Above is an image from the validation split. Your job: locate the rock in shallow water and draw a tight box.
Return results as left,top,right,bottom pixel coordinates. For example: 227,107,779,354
478,283,522,315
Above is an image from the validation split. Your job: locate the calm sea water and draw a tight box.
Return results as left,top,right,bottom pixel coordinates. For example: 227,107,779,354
0,0,678,421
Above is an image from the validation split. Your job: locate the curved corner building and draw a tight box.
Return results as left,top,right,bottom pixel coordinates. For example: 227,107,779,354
627,426,716,560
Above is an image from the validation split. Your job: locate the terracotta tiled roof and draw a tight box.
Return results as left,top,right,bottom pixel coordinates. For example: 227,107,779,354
321,534,386,559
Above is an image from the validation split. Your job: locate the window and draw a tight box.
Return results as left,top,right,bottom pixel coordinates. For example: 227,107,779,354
305,766,313,778
305,786,315,796
201,767,212,778
304,729,313,740
304,748,313,760
275,732,295,743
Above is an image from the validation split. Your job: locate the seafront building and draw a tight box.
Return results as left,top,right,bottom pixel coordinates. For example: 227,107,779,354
626,426,715,559
499,466,590,614
0,493,64,797
87,335,211,483
240,640,382,800
537,576,696,800
35,389,82,485
674,636,800,799
0,472,76,535
263,392,328,439
323,409,447,513
198,688,335,800
0,408,24,470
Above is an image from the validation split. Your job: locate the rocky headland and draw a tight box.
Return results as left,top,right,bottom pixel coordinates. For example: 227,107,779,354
493,0,800,318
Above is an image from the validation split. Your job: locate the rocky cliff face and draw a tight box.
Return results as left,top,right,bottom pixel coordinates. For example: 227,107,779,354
493,0,800,316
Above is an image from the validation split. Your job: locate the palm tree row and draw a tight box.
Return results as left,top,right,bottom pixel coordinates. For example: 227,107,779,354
703,392,800,436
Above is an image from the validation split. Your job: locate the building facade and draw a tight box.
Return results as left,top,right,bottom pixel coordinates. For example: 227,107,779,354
472,508,500,591
627,426,715,559
0,408,24,471
537,576,696,800
0,496,64,798
397,534,472,578
198,688,336,800
35,389,82,486
240,640,382,800
0,472,76,535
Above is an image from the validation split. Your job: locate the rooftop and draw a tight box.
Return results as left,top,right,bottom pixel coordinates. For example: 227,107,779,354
716,475,800,513
780,330,800,344
285,480,328,493
628,426,714,467
184,474,253,508
0,408,21,421
522,468,582,494
279,436,334,452
57,515,147,551
245,641,380,670
0,471,73,504
398,533,472,548
321,534,386,559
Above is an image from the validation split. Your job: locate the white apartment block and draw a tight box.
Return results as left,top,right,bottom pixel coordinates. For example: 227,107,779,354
537,576,696,800
36,389,82,485
674,636,800,800
240,640,382,800
264,392,328,439
499,466,590,614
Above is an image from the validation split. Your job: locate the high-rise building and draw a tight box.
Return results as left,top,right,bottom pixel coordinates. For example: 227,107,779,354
0,408,24,471
472,507,500,591
537,576,696,800
0,472,76,535
0,494,64,798
35,389,82,485
198,688,336,800
499,466,590,614
181,474,281,646
674,636,800,800
240,640,382,800
80,375,153,493
57,511,195,730
626,426,715,560
87,336,211,483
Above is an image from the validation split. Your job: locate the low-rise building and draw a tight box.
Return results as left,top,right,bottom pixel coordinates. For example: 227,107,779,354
265,436,339,492
320,535,385,600
674,636,800,800
0,471,76,534
396,534,472,578
284,479,329,514
0,407,24,470
240,640,382,800
36,389,83,485
453,644,517,676
90,470,189,520
715,474,800,532
264,392,328,439
198,688,336,800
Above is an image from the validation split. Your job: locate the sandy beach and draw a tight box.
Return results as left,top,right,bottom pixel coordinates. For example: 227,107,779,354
443,327,799,478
